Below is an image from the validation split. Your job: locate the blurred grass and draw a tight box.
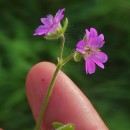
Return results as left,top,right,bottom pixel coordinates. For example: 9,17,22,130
0,0,130,130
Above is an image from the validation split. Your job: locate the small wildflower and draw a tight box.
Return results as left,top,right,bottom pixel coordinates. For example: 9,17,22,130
33,8,65,36
76,28,108,74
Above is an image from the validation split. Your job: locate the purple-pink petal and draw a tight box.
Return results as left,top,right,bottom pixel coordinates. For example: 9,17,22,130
92,57,104,69
76,40,86,54
75,28,107,74
89,28,98,39
90,28,98,37
89,35,105,49
98,34,104,41
94,52,108,63
33,25,49,35
94,34,105,48
54,8,65,23
34,9,65,36
76,48,86,54
46,15,54,25
41,17,51,27
85,57,96,74
55,8,65,18
85,28,105,49
87,28,98,46
85,29,90,40
49,23,60,33
76,40,86,50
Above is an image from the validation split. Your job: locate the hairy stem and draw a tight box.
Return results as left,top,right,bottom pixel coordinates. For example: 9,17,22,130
34,36,75,130
59,34,65,60
34,63,62,130
62,51,76,66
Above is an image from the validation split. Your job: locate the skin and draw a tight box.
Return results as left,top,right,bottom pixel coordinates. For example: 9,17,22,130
26,62,108,130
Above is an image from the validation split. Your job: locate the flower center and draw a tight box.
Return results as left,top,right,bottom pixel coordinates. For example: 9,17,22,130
84,46,93,55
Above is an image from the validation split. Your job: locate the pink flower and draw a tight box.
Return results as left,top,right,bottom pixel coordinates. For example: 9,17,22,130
34,8,65,36
76,28,108,74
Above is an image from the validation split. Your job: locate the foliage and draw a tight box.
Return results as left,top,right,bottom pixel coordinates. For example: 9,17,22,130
0,0,130,130
52,122,74,130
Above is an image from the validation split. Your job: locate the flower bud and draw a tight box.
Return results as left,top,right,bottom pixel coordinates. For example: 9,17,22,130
74,51,83,62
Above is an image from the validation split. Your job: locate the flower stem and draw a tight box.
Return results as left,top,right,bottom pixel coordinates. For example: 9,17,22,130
34,36,75,130
34,63,62,130
62,51,76,66
59,34,65,60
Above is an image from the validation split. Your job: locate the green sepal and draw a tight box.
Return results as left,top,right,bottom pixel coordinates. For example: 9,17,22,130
83,35,87,41
74,51,83,62
52,122,75,130
62,18,68,33
44,33,60,40
57,25,64,35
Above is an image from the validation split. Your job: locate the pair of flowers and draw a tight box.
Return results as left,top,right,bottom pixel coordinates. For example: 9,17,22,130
34,8,108,74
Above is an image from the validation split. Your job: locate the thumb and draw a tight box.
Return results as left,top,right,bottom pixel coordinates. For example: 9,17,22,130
26,62,108,130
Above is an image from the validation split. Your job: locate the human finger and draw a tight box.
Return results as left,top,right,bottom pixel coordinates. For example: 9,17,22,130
26,62,108,130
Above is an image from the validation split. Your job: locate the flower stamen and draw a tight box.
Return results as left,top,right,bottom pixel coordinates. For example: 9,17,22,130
84,46,93,56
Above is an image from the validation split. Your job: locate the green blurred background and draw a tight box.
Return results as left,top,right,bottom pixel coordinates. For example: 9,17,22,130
0,0,130,129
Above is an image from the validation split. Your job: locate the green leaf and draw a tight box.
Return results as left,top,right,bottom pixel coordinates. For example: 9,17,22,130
52,122,75,130
52,122,64,129
62,18,68,33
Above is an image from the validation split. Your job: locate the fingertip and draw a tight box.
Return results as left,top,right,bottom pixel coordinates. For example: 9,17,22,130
26,62,108,130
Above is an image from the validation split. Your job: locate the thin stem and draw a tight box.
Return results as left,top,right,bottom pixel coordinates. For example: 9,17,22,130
34,51,75,130
34,63,62,130
59,34,65,60
62,51,76,66
34,35,75,130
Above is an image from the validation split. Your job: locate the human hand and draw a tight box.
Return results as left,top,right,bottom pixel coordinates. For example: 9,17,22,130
26,62,108,130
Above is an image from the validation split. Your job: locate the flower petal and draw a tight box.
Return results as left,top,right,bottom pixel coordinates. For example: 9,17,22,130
92,57,104,69
90,28,98,37
76,48,86,54
76,40,86,54
46,14,54,25
96,34,105,48
55,8,65,17
33,25,49,35
98,34,104,41
91,34,105,49
41,18,51,27
88,28,98,46
85,29,90,41
85,57,96,74
94,52,108,63
49,23,60,33
54,8,65,23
